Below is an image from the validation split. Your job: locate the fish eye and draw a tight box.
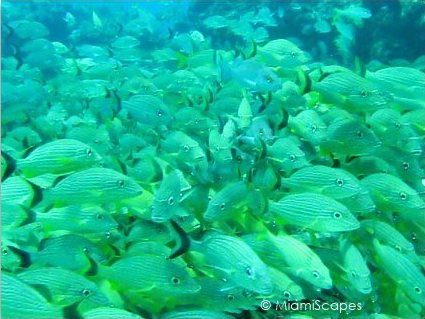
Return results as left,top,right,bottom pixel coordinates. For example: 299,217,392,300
310,124,317,132
94,139,100,144
236,155,242,163
402,162,410,170
336,178,344,187
183,145,190,152
414,286,422,294
392,213,398,222
168,196,174,205
117,180,125,188
259,128,264,136
360,90,368,97
411,232,417,241
266,75,273,83
289,154,296,162
312,270,320,279
399,192,407,200
333,212,342,219
171,276,181,284
105,231,111,239
86,148,93,157
394,245,402,252
356,131,364,138
350,270,357,278
96,214,104,220
2,248,8,255
283,291,291,299
156,109,163,117
290,51,296,57
179,215,187,222
227,294,235,301
208,195,213,201
394,122,401,129
81,289,91,297
220,203,226,210
246,266,253,277
83,247,90,253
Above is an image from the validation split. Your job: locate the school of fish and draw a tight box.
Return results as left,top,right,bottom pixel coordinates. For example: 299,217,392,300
1,1,425,319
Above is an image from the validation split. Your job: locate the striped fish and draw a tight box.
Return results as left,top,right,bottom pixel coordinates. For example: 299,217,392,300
47,167,143,206
269,192,359,232
282,165,363,199
2,274,63,319
17,139,102,178
122,94,173,127
373,240,425,306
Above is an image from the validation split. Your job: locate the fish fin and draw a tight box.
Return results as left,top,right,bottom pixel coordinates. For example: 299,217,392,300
50,174,68,188
63,303,83,319
1,150,17,180
277,109,289,130
117,159,127,175
85,253,99,276
168,220,191,259
8,245,32,268
31,284,53,302
297,70,311,95
354,56,366,77
248,39,257,58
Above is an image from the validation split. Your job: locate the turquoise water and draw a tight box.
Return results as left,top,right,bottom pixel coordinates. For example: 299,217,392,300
2,1,425,319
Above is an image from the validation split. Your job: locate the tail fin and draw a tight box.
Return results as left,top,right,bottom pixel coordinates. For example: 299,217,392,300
168,220,191,259
297,70,312,95
1,150,17,180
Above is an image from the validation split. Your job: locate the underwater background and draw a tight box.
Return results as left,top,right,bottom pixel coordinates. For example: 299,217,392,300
1,1,425,318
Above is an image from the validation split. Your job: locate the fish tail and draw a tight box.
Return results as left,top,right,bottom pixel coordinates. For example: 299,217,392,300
1,150,17,180
296,69,311,95
168,219,191,259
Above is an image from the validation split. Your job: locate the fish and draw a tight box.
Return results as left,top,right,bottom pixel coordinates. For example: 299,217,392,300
288,109,327,145
2,274,63,319
122,95,173,128
17,267,111,307
204,181,249,222
282,165,363,199
15,139,102,178
321,118,381,156
311,70,392,112
266,137,309,174
220,58,282,92
2,176,38,207
152,170,191,223
35,205,118,234
359,220,420,264
82,307,142,319
373,239,425,306
339,240,372,294
269,192,360,232
99,255,200,295
44,167,143,206
268,266,305,301
361,173,425,223
189,232,273,295
243,232,332,289
111,36,141,49
188,278,258,313
31,234,106,272
160,309,234,319
256,39,309,69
